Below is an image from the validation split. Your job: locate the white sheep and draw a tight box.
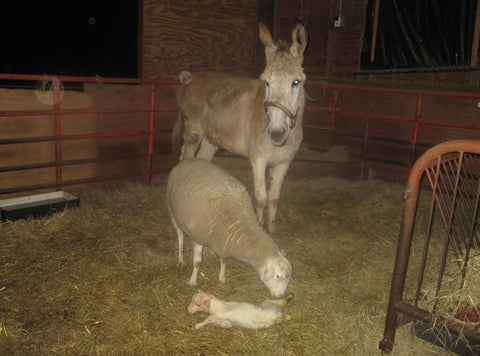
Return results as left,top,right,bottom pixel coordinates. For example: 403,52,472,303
166,158,292,298
187,291,293,329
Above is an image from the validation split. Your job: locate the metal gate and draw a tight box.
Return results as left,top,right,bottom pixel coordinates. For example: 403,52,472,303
380,140,480,354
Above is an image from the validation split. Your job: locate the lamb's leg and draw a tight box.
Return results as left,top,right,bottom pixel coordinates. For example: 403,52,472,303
189,242,203,286
195,315,233,329
219,258,226,283
196,136,217,160
251,158,268,226
266,161,291,233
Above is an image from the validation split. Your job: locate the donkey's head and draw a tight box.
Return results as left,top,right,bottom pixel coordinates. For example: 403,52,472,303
259,20,307,146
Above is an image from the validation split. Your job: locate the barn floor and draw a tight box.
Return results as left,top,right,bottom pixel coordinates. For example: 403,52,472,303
0,157,460,355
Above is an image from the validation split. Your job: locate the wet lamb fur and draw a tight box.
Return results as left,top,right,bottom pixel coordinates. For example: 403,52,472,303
166,158,292,298
187,291,294,329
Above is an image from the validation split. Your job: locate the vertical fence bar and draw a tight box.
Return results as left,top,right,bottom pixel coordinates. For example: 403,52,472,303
53,77,62,187
330,87,339,130
410,92,423,167
146,82,156,182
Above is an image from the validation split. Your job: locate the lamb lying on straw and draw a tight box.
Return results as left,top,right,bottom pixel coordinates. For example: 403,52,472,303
187,291,293,329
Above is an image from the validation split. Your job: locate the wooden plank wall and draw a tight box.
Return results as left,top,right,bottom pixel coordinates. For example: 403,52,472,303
142,0,258,80
140,0,480,183
273,0,480,91
273,0,363,81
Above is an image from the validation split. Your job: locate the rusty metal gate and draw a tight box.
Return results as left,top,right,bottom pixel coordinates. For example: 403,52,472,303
380,140,480,354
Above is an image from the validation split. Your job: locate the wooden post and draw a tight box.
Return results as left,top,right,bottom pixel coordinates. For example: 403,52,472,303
471,0,480,67
370,0,381,62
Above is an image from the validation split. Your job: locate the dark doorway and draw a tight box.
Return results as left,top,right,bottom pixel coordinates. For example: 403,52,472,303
0,0,139,78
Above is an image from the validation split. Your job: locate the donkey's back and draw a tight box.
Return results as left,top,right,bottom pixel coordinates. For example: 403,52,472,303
175,71,265,159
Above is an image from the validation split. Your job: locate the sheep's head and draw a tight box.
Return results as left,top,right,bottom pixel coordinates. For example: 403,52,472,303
259,251,292,298
187,292,215,314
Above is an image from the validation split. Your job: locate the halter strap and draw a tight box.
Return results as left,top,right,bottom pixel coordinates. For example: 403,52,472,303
263,101,297,129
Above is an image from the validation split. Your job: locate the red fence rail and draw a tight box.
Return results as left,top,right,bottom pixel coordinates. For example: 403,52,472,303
0,73,178,196
2,74,480,196
303,82,480,180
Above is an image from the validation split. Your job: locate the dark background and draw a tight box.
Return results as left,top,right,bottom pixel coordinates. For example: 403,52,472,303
0,0,138,77
362,0,478,69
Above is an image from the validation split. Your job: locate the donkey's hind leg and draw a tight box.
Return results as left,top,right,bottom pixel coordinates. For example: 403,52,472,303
180,121,203,160
196,136,217,160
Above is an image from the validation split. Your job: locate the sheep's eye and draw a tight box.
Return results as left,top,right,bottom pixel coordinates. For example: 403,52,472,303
292,79,301,88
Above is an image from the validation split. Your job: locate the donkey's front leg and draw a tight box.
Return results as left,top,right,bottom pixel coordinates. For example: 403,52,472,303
267,161,291,233
251,159,268,226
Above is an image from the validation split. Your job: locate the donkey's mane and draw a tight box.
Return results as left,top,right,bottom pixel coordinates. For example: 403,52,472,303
275,40,290,52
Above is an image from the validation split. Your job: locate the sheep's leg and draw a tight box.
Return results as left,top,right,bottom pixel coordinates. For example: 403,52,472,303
189,242,203,286
266,161,291,233
195,315,233,329
170,217,185,265
251,158,268,226
219,258,226,283
196,136,217,160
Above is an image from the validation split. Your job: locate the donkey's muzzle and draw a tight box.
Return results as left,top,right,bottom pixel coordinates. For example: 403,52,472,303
268,126,288,146
264,101,297,128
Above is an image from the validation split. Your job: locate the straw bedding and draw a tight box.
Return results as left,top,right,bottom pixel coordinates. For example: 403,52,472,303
0,157,461,355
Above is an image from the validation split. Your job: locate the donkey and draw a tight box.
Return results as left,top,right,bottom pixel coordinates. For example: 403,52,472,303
173,20,307,233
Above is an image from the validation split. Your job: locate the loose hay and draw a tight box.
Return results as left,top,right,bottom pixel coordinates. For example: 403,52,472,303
0,158,457,355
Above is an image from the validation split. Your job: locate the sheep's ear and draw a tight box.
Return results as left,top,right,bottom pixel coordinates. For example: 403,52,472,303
198,294,212,305
280,249,287,257
263,265,274,281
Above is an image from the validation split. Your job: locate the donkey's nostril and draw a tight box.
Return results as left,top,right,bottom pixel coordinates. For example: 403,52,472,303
268,127,288,146
268,126,285,136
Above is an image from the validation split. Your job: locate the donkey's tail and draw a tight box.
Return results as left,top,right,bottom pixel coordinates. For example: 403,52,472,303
172,71,192,158
171,112,184,159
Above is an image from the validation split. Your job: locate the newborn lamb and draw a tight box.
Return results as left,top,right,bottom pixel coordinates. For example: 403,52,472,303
187,291,293,329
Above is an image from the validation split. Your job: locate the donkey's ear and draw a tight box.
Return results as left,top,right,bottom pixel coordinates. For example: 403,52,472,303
259,23,274,48
290,20,307,59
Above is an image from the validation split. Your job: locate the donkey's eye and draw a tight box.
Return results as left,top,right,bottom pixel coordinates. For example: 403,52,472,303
292,79,301,88
263,80,270,88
